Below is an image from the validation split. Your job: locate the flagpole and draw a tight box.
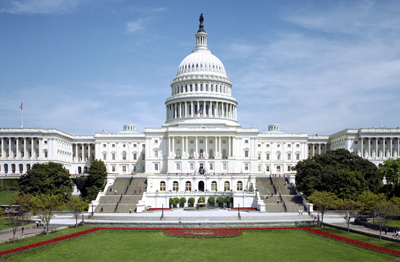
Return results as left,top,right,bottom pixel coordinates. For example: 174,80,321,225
20,102,23,128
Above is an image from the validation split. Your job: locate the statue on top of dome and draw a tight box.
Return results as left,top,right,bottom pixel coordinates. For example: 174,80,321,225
198,13,205,33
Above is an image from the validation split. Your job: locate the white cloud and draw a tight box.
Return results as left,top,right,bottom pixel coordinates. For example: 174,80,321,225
0,0,84,14
126,18,147,33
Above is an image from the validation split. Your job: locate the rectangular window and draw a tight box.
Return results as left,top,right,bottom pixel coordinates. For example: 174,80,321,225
122,166,126,172
177,140,180,144
223,163,227,170
155,151,158,157
155,164,159,171
222,140,226,144
190,140,194,144
288,144,291,147
266,165,270,172
288,154,291,160
142,144,145,148
258,165,261,172
287,166,291,172
258,154,261,160
296,154,300,160
103,144,106,147
200,140,203,144
133,166,136,172
245,140,249,143
155,140,158,144
266,144,270,147
134,154,137,160
258,144,261,147
244,164,249,171
277,166,281,172
112,144,115,147
103,153,106,160
112,166,116,172
176,163,180,170
209,140,213,144
266,154,270,160
296,144,300,147
210,163,213,170
190,163,194,170
245,151,249,157
112,153,115,160
134,144,137,147
123,154,126,160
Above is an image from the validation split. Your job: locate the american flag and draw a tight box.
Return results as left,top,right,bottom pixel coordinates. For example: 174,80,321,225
19,103,23,110
197,105,203,114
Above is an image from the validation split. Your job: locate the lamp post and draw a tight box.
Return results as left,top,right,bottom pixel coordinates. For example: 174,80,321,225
161,204,164,220
238,204,241,220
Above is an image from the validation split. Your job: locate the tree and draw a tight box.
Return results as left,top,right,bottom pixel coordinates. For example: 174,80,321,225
188,197,195,207
336,198,362,233
169,198,175,208
174,197,180,208
294,149,382,199
208,196,215,207
197,196,205,203
67,196,89,228
308,191,338,228
179,197,186,207
374,199,399,241
31,194,65,235
378,158,400,197
223,196,231,207
216,196,224,207
358,191,387,219
19,162,73,197
11,193,32,230
84,160,108,200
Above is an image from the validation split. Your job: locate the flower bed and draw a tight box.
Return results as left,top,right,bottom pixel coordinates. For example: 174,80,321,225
165,228,243,238
231,207,257,210
1,227,400,257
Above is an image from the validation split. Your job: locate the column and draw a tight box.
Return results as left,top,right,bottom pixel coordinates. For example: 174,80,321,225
186,136,189,157
179,103,182,118
195,136,198,158
228,136,231,157
312,143,315,157
174,103,177,118
197,101,199,116
168,137,171,155
222,103,225,118
218,136,221,157
38,138,41,159
232,137,236,157
88,144,92,161
390,138,393,158
16,138,19,158
383,138,385,158
1,137,3,158
191,101,193,117
23,138,27,159
82,143,86,161
185,102,188,118
166,105,168,120
360,138,363,157
205,137,208,158
31,138,34,158
203,101,206,116
375,138,378,158
172,137,175,157
368,137,370,158
397,138,399,158
9,138,12,158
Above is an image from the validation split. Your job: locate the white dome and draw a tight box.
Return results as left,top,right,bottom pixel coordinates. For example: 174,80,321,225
176,50,227,77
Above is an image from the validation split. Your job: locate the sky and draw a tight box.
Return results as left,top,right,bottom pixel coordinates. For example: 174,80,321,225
1,0,399,136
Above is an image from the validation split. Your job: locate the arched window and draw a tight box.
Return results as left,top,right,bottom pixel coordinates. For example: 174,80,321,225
160,181,166,191
173,181,179,191
224,181,230,191
211,181,217,191
186,181,192,191
237,181,243,191
122,151,127,160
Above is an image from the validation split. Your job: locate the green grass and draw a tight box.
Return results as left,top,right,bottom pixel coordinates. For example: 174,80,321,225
0,191,18,205
1,229,400,261
0,217,12,230
375,219,400,228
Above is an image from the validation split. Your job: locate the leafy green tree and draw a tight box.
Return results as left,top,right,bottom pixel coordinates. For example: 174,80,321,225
308,191,338,228
67,196,89,228
19,162,73,197
358,191,387,215
179,197,186,206
11,193,32,230
169,198,175,208
374,199,399,241
188,197,195,207
223,196,231,207
294,149,382,199
85,160,108,200
31,194,65,235
174,197,180,208
197,196,205,203
336,198,363,233
378,158,400,197
216,196,224,207
207,196,215,206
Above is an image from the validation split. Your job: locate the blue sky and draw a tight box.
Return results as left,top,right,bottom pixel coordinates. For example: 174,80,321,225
1,0,399,135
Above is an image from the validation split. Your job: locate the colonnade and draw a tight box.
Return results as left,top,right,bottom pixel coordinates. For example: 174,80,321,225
166,100,237,121
72,143,94,162
308,143,328,157
0,137,42,159
359,137,400,159
172,82,231,96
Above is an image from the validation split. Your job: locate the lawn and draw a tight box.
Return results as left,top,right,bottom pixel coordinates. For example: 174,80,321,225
0,191,18,205
1,229,400,261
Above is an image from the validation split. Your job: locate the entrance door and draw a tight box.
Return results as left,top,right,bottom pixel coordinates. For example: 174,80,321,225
198,181,204,192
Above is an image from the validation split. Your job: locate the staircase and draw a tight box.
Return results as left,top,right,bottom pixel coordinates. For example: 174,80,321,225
95,176,147,213
256,176,305,213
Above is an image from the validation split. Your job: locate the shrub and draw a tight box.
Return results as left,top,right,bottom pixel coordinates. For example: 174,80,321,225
188,197,195,207
223,196,231,207
216,196,224,207
169,198,175,207
197,196,205,203
179,197,186,207
174,197,180,207
208,196,215,206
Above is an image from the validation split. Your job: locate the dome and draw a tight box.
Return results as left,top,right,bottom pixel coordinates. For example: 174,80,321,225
176,51,227,77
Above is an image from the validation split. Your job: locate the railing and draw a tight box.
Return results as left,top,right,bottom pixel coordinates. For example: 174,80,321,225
269,176,277,195
114,194,123,213
278,189,287,212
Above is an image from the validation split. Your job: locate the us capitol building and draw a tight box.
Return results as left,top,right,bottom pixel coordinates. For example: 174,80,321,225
1,16,399,211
